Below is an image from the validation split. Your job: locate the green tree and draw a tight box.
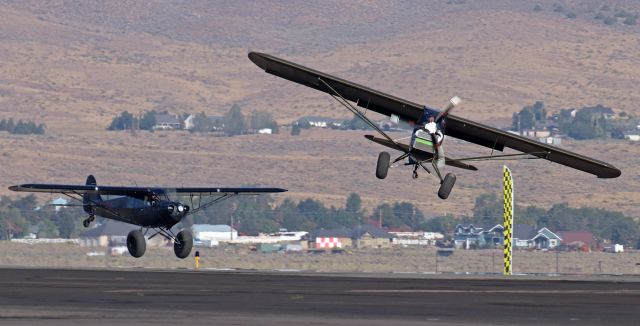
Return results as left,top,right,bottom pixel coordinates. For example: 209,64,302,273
6,118,15,132
472,193,502,226
250,111,279,133
372,203,402,228
276,199,316,231
423,214,457,234
344,115,371,130
108,111,136,130
623,15,637,26
36,219,59,238
291,122,301,136
393,202,424,231
0,206,29,239
139,110,159,130
53,207,83,238
518,109,534,130
191,112,213,132
224,104,246,136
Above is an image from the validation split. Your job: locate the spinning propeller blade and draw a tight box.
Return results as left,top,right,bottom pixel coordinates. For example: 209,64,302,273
436,96,461,122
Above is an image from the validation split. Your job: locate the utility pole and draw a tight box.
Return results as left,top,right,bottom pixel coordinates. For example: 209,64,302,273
379,209,382,228
230,214,234,240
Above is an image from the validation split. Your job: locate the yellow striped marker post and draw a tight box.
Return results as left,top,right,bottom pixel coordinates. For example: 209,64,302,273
503,166,514,275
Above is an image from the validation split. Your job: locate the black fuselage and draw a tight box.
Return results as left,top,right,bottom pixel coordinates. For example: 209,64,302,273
93,197,187,228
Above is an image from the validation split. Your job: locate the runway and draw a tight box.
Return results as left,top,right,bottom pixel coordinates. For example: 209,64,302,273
0,267,638,325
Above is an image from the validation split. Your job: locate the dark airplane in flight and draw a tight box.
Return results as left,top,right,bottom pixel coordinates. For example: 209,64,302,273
9,175,287,259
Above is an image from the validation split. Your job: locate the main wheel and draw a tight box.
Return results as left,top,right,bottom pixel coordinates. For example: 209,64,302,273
376,152,391,179
174,230,193,259
126,230,146,258
437,173,456,200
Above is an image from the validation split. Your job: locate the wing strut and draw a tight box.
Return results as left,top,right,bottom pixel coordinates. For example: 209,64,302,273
456,152,547,162
185,193,237,216
318,78,405,153
317,77,443,181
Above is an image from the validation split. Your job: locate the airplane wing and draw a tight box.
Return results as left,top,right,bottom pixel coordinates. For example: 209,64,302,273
9,184,287,196
249,52,621,179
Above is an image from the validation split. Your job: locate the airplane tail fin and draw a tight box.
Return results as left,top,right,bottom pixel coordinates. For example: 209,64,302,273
83,175,102,214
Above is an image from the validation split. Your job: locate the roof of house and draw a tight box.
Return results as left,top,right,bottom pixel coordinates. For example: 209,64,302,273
480,224,503,233
532,227,562,241
192,224,236,233
581,105,614,115
155,114,181,125
558,231,594,244
310,225,394,239
79,221,138,237
352,225,394,239
454,224,483,234
513,225,537,240
311,228,352,239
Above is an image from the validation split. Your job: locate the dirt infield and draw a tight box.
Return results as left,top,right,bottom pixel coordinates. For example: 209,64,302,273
1,242,639,275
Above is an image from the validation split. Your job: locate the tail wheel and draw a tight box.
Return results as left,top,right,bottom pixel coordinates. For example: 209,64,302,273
376,152,391,179
126,230,146,258
437,173,456,200
174,230,193,259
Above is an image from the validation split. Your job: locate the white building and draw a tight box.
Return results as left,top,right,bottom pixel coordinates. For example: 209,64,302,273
191,224,237,242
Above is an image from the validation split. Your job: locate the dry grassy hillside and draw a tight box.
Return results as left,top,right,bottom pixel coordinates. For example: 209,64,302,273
0,1,638,216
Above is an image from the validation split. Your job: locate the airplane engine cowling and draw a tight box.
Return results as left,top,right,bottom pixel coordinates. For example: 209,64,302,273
167,202,187,222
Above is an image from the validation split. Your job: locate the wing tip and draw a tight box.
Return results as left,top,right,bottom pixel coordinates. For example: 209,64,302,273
598,167,622,178
248,51,269,70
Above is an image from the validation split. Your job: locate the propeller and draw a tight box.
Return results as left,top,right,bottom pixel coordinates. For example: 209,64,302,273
436,96,461,122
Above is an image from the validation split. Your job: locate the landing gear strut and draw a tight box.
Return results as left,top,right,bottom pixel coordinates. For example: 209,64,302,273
82,215,95,228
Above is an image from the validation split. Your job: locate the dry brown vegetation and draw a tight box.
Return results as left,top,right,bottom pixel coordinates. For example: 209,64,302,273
0,1,638,217
1,242,639,275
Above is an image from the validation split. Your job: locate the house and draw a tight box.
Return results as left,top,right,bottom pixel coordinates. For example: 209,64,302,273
513,225,562,249
310,226,394,249
538,136,562,145
580,105,615,119
191,224,237,242
389,231,444,246
299,116,342,128
624,134,640,141
153,114,182,130
558,231,596,251
351,225,394,249
453,224,504,249
47,197,68,212
482,224,504,248
311,228,353,249
530,227,562,249
79,221,170,247
521,129,551,138
453,224,484,249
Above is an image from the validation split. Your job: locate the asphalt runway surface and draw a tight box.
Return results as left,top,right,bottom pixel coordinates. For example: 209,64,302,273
0,267,639,325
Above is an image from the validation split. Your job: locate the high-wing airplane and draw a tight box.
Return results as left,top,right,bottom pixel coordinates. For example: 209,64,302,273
9,175,287,259
248,52,620,199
